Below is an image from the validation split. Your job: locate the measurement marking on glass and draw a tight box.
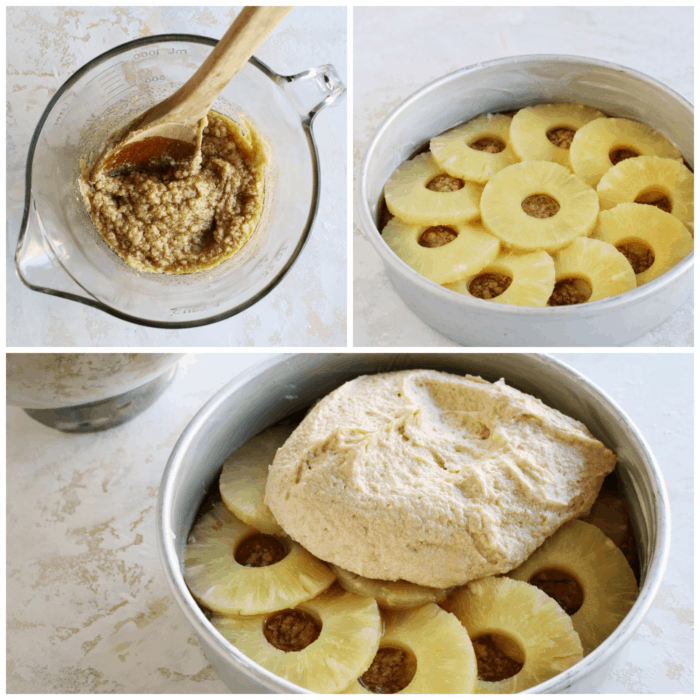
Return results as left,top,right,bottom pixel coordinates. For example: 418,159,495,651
98,70,122,84
86,63,125,86
133,49,161,60
170,304,215,315
102,77,127,94
253,256,270,272
53,103,70,127
102,85,132,104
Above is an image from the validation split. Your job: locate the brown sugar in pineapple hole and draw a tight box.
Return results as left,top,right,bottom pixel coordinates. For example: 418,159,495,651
473,632,525,682
235,533,288,567
469,136,506,154
263,609,322,652
426,173,465,193
529,567,585,615
546,127,576,149
548,278,592,306
360,646,418,694
634,187,672,214
469,272,513,300
609,145,641,166
418,226,458,248
616,241,655,274
522,194,560,219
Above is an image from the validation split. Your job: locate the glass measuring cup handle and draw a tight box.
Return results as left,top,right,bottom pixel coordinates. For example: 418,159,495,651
15,195,96,304
276,64,345,125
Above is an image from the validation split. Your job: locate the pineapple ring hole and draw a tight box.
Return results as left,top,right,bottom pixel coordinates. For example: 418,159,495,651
546,127,576,149
521,194,560,219
547,278,592,306
609,146,640,165
359,645,418,694
426,173,465,192
418,225,458,248
528,567,585,616
234,533,288,567
262,608,322,652
634,187,672,213
469,271,513,300
473,632,525,682
468,136,506,154
616,240,655,274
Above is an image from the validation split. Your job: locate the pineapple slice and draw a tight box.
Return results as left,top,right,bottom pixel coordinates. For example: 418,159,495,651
184,501,335,615
510,103,606,168
445,250,555,306
342,603,477,693
331,564,448,610
481,161,599,253
450,576,583,693
593,203,693,286
508,520,639,656
430,113,519,185
570,117,683,187
382,217,499,285
219,425,295,535
210,586,382,693
383,152,481,226
597,156,694,230
549,237,636,305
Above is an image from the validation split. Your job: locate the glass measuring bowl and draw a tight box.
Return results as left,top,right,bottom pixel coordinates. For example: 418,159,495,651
15,34,344,328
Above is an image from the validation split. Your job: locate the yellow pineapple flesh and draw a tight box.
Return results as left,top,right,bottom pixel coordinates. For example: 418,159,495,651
570,117,683,187
445,250,555,306
210,586,382,693
219,425,295,535
508,520,639,656
331,564,448,610
383,152,482,226
430,113,519,185
449,576,583,693
342,603,477,694
510,103,606,168
593,203,693,285
382,217,499,285
549,237,636,305
480,160,599,253
184,501,335,615
597,156,694,231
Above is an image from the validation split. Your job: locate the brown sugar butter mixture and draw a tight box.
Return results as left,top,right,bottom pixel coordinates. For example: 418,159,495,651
80,111,266,274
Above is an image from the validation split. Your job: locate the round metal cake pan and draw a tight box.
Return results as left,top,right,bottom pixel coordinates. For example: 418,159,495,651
357,55,694,346
157,353,670,693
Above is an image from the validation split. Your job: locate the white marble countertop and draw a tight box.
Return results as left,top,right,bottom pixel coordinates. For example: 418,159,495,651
353,6,693,347
6,352,692,692
7,6,347,348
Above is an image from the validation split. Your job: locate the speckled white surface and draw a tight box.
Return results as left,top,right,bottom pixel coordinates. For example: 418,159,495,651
7,6,347,347
6,352,692,692
353,7,693,347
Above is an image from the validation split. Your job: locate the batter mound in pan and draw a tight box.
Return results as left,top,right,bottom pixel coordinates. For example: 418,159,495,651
264,369,617,588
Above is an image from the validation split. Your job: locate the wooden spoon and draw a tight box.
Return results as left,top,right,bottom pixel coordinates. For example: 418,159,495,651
95,6,292,177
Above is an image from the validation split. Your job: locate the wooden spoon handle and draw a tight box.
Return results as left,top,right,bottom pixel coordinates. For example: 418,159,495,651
145,6,292,126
